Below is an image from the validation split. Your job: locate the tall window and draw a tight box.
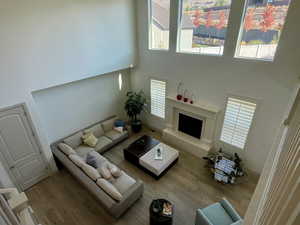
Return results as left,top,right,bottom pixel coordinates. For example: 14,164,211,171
150,79,166,119
235,0,292,61
177,0,233,55
149,0,170,50
220,97,257,149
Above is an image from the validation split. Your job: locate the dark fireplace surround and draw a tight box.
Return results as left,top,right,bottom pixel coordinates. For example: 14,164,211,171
178,113,203,139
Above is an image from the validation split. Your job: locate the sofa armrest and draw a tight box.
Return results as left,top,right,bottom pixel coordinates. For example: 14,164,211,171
220,198,242,222
195,209,214,225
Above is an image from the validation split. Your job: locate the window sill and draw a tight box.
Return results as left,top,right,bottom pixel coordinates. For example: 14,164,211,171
176,50,223,57
149,48,169,52
234,55,274,62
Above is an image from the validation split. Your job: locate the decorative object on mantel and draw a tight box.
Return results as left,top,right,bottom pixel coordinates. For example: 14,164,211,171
190,94,194,104
124,91,147,133
203,149,245,184
176,82,184,101
183,89,189,102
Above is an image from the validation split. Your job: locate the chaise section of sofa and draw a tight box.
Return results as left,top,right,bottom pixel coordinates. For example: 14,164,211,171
50,116,144,218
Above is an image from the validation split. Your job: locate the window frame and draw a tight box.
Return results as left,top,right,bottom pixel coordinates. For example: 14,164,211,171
176,0,233,56
219,94,259,151
150,77,167,120
234,0,291,62
148,0,171,51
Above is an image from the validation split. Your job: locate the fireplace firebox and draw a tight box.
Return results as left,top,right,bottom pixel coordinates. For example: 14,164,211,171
178,113,203,139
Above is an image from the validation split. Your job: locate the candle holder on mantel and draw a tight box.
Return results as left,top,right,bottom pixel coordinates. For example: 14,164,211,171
176,82,184,101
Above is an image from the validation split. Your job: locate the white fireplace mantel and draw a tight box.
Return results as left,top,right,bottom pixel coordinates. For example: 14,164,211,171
163,96,220,158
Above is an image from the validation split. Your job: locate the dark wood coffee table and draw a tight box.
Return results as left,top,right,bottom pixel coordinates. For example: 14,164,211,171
124,135,160,165
123,135,179,179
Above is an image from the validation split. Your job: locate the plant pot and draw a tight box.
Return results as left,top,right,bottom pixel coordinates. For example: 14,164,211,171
131,120,142,133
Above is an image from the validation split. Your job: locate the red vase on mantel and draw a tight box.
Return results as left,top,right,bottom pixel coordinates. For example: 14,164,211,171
190,94,194,104
176,82,184,101
176,94,183,101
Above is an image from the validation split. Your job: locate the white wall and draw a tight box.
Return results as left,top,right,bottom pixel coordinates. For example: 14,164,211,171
132,0,300,173
33,70,131,143
0,0,136,187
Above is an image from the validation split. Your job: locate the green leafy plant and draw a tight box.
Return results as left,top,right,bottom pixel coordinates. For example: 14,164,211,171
124,91,147,123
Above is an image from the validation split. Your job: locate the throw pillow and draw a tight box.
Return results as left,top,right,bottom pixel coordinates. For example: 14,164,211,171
82,133,98,147
107,163,122,178
96,178,123,201
86,152,98,168
114,120,125,128
97,164,112,180
113,126,123,133
58,143,76,155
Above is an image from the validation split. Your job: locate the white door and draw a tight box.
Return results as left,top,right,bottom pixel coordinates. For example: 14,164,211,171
0,105,48,190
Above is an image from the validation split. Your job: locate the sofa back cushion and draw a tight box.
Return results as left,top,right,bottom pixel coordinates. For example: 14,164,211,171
58,143,76,156
101,116,117,132
64,131,83,149
96,178,123,201
84,123,104,138
81,164,101,181
69,154,86,168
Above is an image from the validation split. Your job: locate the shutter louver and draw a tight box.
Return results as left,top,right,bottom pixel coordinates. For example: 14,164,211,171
151,79,166,119
220,97,257,149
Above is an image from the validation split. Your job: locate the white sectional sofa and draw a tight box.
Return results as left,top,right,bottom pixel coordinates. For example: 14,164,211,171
51,116,144,218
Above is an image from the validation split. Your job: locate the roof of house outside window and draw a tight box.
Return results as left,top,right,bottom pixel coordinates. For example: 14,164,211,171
152,2,194,31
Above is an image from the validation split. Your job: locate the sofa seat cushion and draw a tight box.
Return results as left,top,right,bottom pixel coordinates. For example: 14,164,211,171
96,178,123,201
75,145,94,159
95,136,113,152
202,203,234,225
64,131,83,149
87,151,108,163
101,117,117,132
84,123,104,138
112,171,136,194
105,130,127,141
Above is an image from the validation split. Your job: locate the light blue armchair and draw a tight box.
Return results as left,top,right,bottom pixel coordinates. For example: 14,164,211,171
195,198,243,225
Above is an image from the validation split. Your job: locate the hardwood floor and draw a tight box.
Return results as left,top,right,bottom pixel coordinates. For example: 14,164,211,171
26,128,259,225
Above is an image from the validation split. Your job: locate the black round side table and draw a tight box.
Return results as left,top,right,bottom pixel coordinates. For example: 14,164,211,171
150,199,173,225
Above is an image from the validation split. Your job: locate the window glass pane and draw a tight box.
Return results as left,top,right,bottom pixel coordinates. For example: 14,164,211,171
177,0,233,55
235,0,292,61
149,0,170,50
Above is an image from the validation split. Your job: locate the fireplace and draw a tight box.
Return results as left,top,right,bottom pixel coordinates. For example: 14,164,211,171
163,96,220,159
178,113,203,139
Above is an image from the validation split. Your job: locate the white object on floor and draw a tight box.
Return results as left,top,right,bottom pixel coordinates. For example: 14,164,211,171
139,143,179,176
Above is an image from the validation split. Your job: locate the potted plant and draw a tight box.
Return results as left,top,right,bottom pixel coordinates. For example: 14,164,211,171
124,91,147,133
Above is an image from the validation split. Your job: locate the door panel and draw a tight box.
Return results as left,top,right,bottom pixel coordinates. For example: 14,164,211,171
0,105,48,190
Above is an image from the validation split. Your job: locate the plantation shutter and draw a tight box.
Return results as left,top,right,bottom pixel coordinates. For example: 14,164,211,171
220,97,257,149
150,79,166,119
